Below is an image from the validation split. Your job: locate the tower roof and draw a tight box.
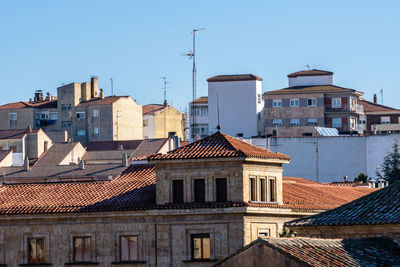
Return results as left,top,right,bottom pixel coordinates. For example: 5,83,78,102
207,74,263,82
287,69,333,78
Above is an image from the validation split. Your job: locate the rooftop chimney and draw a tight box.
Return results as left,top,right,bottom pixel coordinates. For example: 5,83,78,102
122,154,129,167
25,125,32,133
79,159,85,170
45,92,51,101
373,94,377,104
91,76,99,98
99,88,105,99
168,131,179,150
34,90,43,102
24,157,30,171
163,99,168,107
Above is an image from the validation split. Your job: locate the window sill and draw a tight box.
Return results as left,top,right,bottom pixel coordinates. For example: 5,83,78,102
19,264,52,266
111,261,146,265
64,263,99,266
182,259,218,263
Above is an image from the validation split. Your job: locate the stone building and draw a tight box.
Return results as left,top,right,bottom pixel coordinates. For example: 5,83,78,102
142,102,185,141
0,77,143,146
0,132,374,266
264,69,364,137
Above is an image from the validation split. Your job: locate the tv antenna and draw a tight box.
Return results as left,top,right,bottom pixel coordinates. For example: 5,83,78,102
109,78,114,96
305,65,310,70
380,87,383,104
159,77,171,105
182,28,205,138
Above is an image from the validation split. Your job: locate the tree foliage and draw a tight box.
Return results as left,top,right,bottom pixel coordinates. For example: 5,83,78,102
354,172,368,183
376,139,400,183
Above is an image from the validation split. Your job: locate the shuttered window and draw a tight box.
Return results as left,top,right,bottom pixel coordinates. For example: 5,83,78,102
172,180,184,203
215,178,227,202
194,179,205,203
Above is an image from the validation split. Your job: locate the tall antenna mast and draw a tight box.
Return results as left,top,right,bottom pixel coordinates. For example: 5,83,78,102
380,87,383,104
109,78,114,96
159,76,171,105
217,92,221,131
159,77,171,138
182,28,205,139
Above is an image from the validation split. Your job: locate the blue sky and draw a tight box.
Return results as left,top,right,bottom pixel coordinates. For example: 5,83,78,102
1,1,399,110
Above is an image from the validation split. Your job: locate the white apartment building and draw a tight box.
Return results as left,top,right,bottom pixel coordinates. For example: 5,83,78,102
207,74,264,138
189,96,209,141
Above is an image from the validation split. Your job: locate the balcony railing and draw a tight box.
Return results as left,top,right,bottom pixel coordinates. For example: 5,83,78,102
325,103,363,113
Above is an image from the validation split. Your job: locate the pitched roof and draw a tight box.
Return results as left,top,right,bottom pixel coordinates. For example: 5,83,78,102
265,85,361,95
148,131,290,161
86,140,143,151
218,237,400,266
0,100,57,110
142,104,165,114
0,129,38,140
286,181,400,227
189,96,208,104
287,69,333,78
0,164,156,215
0,150,11,162
77,96,126,107
130,139,168,158
207,74,263,82
34,143,80,167
360,99,400,113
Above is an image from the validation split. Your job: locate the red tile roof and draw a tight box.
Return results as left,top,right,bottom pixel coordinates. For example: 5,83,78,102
219,237,400,266
0,150,11,162
77,96,126,107
189,96,208,104
0,100,57,110
207,74,263,82
286,181,399,227
142,104,165,114
360,99,400,113
287,69,333,78
148,131,290,161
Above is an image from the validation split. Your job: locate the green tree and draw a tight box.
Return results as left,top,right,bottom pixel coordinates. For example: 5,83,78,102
354,172,368,183
376,139,400,183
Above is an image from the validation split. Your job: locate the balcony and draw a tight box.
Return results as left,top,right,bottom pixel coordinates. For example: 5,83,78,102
372,123,400,133
325,103,363,113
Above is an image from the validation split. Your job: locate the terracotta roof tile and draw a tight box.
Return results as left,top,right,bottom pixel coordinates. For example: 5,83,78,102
142,104,165,114
286,181,399,227
189,96,208,104
265,85,361,95
226,237,400,266
0,129,38,139
148,131,290,161
207,74,262,82
360,99,400,113
0,100,57,110
287,69,333,78
0,150,11,162
77,96,126,107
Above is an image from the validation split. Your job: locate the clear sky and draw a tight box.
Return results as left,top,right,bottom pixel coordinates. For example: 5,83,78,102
1,0,399,111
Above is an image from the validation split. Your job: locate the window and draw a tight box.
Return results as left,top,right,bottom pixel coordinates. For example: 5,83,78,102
9,113,17,120
40,113,47,119
350,117,356,130
9,146,17,153
92,110,99,117
194,179,205,203
77,129,86,136
290,99,299,107
269,178,276,202
257,94,262,104
73,237,91,263
120,236,138,261
93,127,99,135
172,180,184,203
260,178,266,202
272,99,282,107
50,112,58,120
332,118,342,128
381,116,390,124
290,119,300,126
250,177,257,201
307,118,317,126
28,238,45,263
143,120,149,127
332,98,342,108
62,121,71,128
258,229,270,237
272,119,282,127
76,112,85,119
215,178,227,202
307,98,317,106
191,234,210,260
201,106,208,116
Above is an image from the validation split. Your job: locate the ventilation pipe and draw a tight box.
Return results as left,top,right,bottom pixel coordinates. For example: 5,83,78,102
24,157,30,171
122,154,129,167
373,94,377,104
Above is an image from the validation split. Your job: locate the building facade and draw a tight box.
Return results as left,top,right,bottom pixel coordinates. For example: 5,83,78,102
0,132,374,266
264,69,364,137
208,74,264,138
189,96,209,141
142,102,186,141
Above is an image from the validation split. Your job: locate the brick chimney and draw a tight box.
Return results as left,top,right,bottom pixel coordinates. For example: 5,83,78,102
373,94,377,104
91,76,99,98
25,125,32,133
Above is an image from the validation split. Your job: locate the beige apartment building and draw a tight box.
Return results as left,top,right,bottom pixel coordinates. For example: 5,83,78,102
0,132,374,266
142,102,186,141
264,69,364,137
0,77,143,146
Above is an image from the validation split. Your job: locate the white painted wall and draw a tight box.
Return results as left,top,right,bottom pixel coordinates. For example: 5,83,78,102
208,80,263,137
288,75,333,87
12,153,23,166
143,114,155,139
246,134,400,183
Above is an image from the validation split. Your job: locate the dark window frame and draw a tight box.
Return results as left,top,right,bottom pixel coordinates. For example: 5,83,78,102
119,235,139,262
260,178,267,202
191,233,210,260
250,177,257,201
73,236,92,263
269,178,276,202
193,179,205,203
215,178,227,202
172,179,184,203
27,237,46,263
